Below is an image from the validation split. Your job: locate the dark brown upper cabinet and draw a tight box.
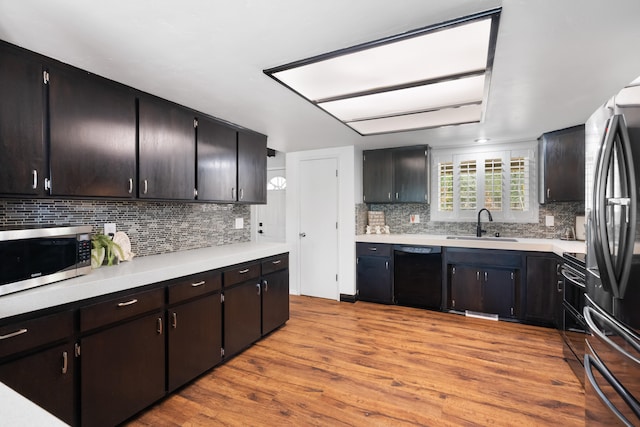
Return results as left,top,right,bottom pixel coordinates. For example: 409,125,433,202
48,65,137,198
237,130,267,204
139,95,196,200
196,116,237,202
363,145,429,203
0,42,46,196
363,149,393,203
538,124,585,203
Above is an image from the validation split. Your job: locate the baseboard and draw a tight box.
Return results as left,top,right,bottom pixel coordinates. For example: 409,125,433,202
340,294,357,303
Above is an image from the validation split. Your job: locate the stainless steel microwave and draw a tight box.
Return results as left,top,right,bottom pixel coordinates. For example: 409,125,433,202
0,225,92,296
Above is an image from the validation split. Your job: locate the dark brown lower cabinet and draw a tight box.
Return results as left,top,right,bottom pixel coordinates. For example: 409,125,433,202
0,342,75,425
168,293,222,392
450,264,516,318
525,255,561,327
450,265,483,313
224,280,261,358
80,311,165,427
262,269,289,335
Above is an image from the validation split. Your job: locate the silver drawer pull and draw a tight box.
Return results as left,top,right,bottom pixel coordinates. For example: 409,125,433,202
239,269,250,274
117,299,138,307
0,328,28,340
32,170,38,189
191,281,205,287
62,351,68,374
128,178,133,194
272,260,282,265
157,317,163,335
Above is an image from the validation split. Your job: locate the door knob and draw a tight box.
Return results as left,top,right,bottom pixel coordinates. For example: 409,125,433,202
299,232,306,237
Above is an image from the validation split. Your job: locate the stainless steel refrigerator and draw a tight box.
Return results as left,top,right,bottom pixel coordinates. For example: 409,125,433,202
584,80,640,425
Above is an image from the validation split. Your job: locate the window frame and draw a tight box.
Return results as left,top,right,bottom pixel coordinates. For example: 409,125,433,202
430,141,538,223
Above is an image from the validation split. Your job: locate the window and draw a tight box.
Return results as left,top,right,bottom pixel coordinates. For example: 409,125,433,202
431,142,538,223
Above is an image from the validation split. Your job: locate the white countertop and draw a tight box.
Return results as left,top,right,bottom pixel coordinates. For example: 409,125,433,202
0,241,290,320
1,382,69,426
355,234,585,257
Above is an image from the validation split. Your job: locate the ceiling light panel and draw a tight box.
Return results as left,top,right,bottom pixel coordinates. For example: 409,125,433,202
347,104,482,135
265,9,500,135
272,18,491,101
318,74,486,122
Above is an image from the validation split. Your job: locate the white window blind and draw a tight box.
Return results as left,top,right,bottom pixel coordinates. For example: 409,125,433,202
459,160,477,211
438,161,454,211
431,142,538,223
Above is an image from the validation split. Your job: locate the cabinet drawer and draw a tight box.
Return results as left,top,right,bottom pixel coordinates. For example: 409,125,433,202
0,310,73,359
224,262,261,287
261,253,289,275
80,287,164,333
168,271,221,305
356,243,391,257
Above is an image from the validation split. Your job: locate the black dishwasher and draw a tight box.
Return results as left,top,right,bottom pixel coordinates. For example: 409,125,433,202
393,246,442,310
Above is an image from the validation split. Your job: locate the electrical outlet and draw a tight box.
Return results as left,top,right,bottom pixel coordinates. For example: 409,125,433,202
410,214,420,224
104,223,116,236
235,218,244,229
545,215,554,227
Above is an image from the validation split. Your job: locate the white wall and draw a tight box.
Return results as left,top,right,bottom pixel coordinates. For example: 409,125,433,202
286,145,358,298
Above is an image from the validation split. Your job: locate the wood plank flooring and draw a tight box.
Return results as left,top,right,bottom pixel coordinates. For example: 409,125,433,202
127,296,585,426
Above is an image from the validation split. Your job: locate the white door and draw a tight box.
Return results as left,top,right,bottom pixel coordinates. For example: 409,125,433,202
299,158,338,300
256,168,286,242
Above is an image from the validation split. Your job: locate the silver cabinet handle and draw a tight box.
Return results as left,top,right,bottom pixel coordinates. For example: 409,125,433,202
240,188,244,200
385,261,389,270
143,179,148,194
263,279,268,292
32,170,38,189
239,269,250,274
368,247,377,251
547,188,550,199
484,271,488,281
117,299,138,307
171,312,177,329
476,271,480,281
388,192,391,200
272,260,282,265
232,188,236,199
62,351,68,374
396,192,399,200
256,283,261,295
157,317,163,335
299,232,306,238
191,280,205,287
128,178,133,194
0,328,28,340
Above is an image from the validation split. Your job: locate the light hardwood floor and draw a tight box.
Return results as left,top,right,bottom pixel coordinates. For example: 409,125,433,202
127,296,585,426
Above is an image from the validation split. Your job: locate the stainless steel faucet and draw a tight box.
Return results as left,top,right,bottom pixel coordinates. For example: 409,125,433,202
476,208,493,237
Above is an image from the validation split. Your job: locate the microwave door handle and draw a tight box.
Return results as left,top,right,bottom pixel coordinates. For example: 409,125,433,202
584,353,640,425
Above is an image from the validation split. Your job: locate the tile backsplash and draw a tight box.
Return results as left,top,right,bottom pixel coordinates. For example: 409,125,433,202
358,201,584,240
0,199,251,257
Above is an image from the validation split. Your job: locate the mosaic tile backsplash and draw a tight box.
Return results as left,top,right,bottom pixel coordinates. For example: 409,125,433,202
0,199,251,257
358,201,584,240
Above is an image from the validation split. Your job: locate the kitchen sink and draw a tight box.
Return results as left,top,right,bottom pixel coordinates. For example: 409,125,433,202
446,236,518,242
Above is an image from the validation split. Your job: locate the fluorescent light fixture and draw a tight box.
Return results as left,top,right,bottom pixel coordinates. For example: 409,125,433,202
264,9,501,135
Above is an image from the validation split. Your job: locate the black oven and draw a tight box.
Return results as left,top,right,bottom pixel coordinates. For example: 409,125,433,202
0,225,92,296
560,252,587,385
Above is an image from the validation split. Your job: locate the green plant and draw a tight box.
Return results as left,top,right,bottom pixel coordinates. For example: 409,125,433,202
92,233,124,266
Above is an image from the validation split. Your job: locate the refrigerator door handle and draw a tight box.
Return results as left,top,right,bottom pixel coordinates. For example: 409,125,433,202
584,353,640,424
593,115,637,299
584,303,640,364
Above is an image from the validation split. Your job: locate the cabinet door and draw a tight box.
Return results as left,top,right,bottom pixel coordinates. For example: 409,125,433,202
81,311,165,427
450,265,483,313
237,130,267,203
357,255,392,304
525,255,561,326
363,149,392,203
482,268,515,318
0,343,75,425
540,125,585,202
197,116,237,202
262,269,289,335
139,96,196,200
168,293,222,392
393,146,428,203
0,43,45,196
223,280,262,358
49,66,136,197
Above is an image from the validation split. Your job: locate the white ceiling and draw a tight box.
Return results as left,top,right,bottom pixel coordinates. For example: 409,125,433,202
1,0,640,153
